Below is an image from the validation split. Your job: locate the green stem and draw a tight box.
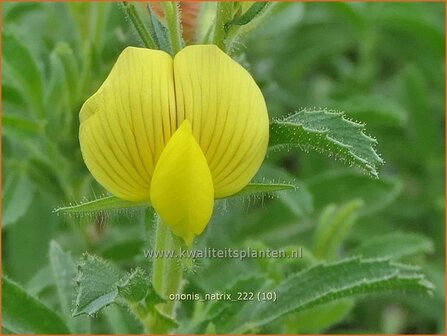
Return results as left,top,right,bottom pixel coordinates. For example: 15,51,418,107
128,302,152,333
152,218,168,293
121,2,157,49
162,2,184,54
212,2,234,50
151,216,184,317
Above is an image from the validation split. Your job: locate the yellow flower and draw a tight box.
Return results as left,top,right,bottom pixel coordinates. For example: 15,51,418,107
79,45,269,245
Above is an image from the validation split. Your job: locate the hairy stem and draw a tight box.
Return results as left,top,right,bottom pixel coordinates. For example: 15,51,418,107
151,216,183,320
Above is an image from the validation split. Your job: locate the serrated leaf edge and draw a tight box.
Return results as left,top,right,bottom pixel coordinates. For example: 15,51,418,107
270,109,384,177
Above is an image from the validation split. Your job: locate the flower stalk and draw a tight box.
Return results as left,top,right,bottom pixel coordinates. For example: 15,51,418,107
151,217,184,317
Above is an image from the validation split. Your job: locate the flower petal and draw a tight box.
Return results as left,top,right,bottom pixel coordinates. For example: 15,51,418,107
173,45,269,198
150,120,214,245
79,47,176,201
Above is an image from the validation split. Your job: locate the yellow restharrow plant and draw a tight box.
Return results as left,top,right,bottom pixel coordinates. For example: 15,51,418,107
79,45,269,245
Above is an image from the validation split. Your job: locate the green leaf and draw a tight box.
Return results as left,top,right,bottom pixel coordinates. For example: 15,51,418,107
49,241,91,333
53,195,150,216
2,114,43,138
225,2,268,32
150,307,179,333
2,326,14,334
379,10,444,58
313,199,364,260
277,186,313,218
3,2,42,22
291,299,354,333
121,2,157,49
54,43,80,108
351,232,434,260
73,254,121,317
181,275,269,334
225,2,278,52
2,84,27,110
269,109,384,177
281,245,319,274
143,279,166,309
4,193,57,283
224,258,433,333
103,305,132,334
2,173,34,228
331,95,408,127
46,47,68,111
307,170,402,216
50,241,75,317
255,164,313,217
207,276,268,323
26,156,66,199
100,239,145,262
45,47,70,138
251,3,304,38
2,31,44,117
117,268,150,303
402,65,440,157
120,269,169,332
26,265,54,296
54,182,295,216
74,254,159,318
227,182,296,198
2,276,70,334
147,3,173,54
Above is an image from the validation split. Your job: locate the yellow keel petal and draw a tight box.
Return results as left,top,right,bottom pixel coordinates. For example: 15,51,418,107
150,120,214,245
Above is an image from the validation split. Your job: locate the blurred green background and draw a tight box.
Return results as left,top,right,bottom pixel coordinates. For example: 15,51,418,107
2,2,445,334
